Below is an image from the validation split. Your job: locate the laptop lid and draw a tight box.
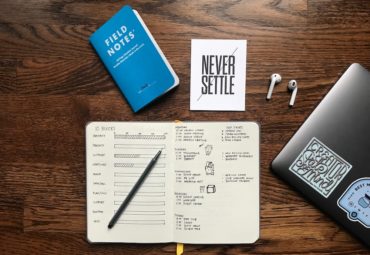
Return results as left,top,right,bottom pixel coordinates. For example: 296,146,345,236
271,63,370,247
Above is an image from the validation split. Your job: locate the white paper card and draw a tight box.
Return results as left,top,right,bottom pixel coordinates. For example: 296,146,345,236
190,39,247,111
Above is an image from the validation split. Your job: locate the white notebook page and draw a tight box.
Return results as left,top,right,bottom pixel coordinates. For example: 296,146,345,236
86,122,174,243
172,122,259,243
86,122,259,243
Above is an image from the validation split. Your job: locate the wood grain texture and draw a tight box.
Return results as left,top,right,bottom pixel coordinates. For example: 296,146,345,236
0,0,369,254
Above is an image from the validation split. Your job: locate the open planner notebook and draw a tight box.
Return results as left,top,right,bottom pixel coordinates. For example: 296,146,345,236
86,121,260,243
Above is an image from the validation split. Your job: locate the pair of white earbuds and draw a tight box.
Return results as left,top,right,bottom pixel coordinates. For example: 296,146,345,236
266,74,298,107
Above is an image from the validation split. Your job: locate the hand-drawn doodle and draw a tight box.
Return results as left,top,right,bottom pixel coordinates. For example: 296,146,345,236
205,145,213,155
199,186,205,193
206,185,216,194
205,161,214,175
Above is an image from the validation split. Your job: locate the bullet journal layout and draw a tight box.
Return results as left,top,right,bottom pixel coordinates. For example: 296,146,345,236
86,121,260,244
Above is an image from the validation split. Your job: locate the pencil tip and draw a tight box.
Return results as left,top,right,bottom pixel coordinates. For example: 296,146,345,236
155,149,162,159
108,224,112,229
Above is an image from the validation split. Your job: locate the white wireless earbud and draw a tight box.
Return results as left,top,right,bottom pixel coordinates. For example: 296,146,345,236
288,80,298,107
266,73,282,100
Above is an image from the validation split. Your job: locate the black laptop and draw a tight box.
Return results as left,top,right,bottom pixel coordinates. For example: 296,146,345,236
271,63,370,247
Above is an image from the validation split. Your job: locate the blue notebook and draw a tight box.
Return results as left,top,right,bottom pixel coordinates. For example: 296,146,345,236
90,6,179,112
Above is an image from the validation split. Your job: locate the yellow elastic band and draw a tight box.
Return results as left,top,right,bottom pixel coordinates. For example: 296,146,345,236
176,243,184,255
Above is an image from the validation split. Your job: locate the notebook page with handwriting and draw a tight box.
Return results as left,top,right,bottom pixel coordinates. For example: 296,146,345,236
172,122,259,243
86,121,259,243
86,122,174,243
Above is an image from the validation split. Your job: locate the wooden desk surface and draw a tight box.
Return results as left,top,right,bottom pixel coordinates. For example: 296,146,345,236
1,0,369,254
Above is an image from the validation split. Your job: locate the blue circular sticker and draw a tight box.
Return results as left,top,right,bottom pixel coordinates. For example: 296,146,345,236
338,178,370,228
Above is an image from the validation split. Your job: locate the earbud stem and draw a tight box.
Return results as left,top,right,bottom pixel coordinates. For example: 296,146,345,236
289,87,298,107
267,78,276,100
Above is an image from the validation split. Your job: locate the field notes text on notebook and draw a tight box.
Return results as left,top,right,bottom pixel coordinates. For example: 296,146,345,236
86,121,259,243
89,6,179,112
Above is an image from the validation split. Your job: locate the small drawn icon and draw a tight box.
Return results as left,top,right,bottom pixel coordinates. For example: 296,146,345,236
207,185,216,194
205,161,214,175
205,145,213,156
358,194,370,208
200,186,205,193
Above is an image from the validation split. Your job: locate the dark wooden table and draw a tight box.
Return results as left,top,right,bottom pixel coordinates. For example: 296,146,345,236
1,0,369,254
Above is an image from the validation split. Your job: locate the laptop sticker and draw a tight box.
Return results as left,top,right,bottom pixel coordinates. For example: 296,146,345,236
338,178,370,228
289,137,352,198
